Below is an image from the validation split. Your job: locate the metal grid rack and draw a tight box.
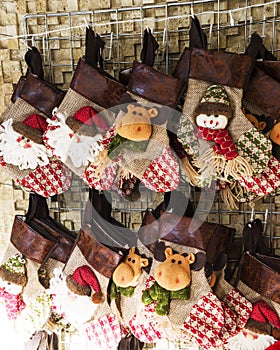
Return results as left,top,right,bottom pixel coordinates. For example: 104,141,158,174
28,0,280,278
22,0,280,85
21,2,280,349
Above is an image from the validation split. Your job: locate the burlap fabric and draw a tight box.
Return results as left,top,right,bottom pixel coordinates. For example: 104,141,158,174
182,79,253,143
0,98,72,196
44,87,115,178
0,98,47,179
119,123,169,179
1,238,65,305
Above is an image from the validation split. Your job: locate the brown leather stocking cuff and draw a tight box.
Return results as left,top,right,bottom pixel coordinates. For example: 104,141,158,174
239,253,280,304
77,227,122,278
70,58,126,109
127,61,185,108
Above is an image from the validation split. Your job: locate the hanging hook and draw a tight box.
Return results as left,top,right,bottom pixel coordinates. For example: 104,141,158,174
83,17,90,29
262,208,269,235
229,10,235,27
190,4,195,19
22,38,32,51
208,22,213,48
31,35,36,48
250,206,255,222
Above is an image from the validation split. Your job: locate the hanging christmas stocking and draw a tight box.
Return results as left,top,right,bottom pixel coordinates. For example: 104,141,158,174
50,227,123,350
86,67,183,193
175,17,271,189
0,48,71,197
43,27,119,178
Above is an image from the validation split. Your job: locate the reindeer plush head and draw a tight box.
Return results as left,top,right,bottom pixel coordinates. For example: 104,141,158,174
115,104,158,141
112,247,149,288
154,247,195,291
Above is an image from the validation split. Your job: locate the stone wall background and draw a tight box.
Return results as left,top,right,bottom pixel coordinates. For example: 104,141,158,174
0,0,280,261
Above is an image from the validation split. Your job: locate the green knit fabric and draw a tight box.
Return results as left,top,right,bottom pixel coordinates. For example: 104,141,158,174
236,128,271,174
109,280,136,300
107,134,149,160
142,281,191,316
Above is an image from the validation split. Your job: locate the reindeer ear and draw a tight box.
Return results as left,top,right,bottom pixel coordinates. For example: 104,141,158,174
127,104,135,112
187,253,195,265
190,252,207,271
148,107,158,118
164,247,173,259
141,258,149,268
129,247,136,254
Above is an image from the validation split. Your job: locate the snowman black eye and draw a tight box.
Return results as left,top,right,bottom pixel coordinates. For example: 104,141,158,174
21,136,25,140
206,114,211,117
214,114,219,118
26,139,30,142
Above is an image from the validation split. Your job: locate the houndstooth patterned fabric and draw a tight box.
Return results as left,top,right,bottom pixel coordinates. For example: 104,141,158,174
17,160,72,197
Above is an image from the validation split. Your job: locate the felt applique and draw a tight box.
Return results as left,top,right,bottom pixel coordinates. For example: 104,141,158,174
0,116,50,170
142,247,194,316
44,106,106,168
112,247,149,291
0,253,27,320
193,84,253,182
86,102,180,193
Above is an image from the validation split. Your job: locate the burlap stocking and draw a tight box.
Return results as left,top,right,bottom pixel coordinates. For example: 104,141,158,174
50,228,123,350
0,62,71,197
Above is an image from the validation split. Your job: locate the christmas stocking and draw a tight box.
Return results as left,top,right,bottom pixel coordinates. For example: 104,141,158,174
51,228,123,350
243,32,280,121
86,63,184,193
0,49,71,197
175,18,271,188
43,27,120,178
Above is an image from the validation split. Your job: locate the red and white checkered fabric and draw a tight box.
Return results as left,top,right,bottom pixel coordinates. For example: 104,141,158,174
85,161,118,191
239,156,280,196
16,160,72,197
141,147,180,192
128,313,163,344
220,289,252,341
183,291,224,350
85,313,121,350
84,127,119,190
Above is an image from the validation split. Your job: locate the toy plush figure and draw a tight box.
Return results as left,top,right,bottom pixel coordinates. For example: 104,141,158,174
111,247,149,298
0,253,27,320
44,107,106,169
269,121,280,159
86,101,180,193
0,115,50,170
49,265,103,330
142,247,195,315
0,113,72,198
194,84,253,181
